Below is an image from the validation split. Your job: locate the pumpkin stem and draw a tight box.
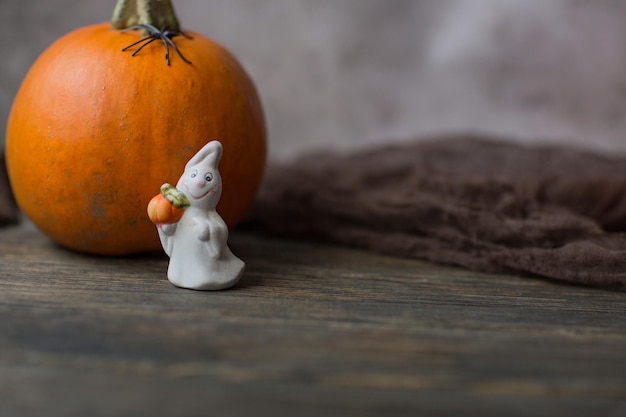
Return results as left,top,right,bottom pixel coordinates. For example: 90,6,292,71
160,183,190,209
112,0,180,33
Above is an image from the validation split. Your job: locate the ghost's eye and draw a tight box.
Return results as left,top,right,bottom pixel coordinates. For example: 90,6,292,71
204,172,213,182
190,170,197,178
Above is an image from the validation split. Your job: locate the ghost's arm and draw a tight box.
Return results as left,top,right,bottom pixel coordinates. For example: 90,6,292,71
193,219,211,242
207,214,229,258
157,223,177,256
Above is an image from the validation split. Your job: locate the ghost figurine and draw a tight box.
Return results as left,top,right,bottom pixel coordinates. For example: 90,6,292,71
153,140,245,290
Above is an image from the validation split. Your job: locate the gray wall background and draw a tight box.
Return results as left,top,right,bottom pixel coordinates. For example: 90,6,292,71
3,0,626,160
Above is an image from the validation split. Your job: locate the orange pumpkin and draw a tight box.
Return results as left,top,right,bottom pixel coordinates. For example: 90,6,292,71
5,0,266,255
147,194,185,225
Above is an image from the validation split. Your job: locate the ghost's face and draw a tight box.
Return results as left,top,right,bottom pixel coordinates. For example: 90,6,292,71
176,141,224,210
179,164,222,209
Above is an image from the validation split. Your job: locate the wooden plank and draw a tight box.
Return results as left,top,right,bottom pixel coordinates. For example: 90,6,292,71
0,226,625,417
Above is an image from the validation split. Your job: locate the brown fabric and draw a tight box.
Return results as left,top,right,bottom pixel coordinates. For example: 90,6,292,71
244,135,626,289
0,151,19,226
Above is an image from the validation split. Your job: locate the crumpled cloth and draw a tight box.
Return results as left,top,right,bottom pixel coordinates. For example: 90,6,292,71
244,135,626,289
0,152,18,226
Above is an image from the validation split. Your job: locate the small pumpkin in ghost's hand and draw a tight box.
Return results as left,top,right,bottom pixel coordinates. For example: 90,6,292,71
5,0,266,255
148,194,184,225
147,183,189,225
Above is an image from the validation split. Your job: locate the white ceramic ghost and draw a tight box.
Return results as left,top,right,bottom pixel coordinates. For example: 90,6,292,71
157,140,245,290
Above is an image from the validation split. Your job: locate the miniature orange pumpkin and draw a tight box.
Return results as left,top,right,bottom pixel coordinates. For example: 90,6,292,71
5,0,266,255
147,183,189,224
147,194,185,225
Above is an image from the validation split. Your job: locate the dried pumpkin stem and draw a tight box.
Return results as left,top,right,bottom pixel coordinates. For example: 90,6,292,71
112,0,180,33
160,183,190,209
114,0,191,65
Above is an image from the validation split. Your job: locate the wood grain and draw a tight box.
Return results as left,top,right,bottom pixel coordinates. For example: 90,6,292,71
0,225,625,417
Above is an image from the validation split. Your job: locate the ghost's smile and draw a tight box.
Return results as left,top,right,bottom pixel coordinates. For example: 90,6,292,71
182,181,215,199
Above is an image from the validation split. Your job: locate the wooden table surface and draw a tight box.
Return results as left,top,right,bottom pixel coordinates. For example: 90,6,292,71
0,225,625,417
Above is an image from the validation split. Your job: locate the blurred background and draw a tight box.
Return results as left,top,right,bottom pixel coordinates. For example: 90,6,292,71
3,0,626,160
